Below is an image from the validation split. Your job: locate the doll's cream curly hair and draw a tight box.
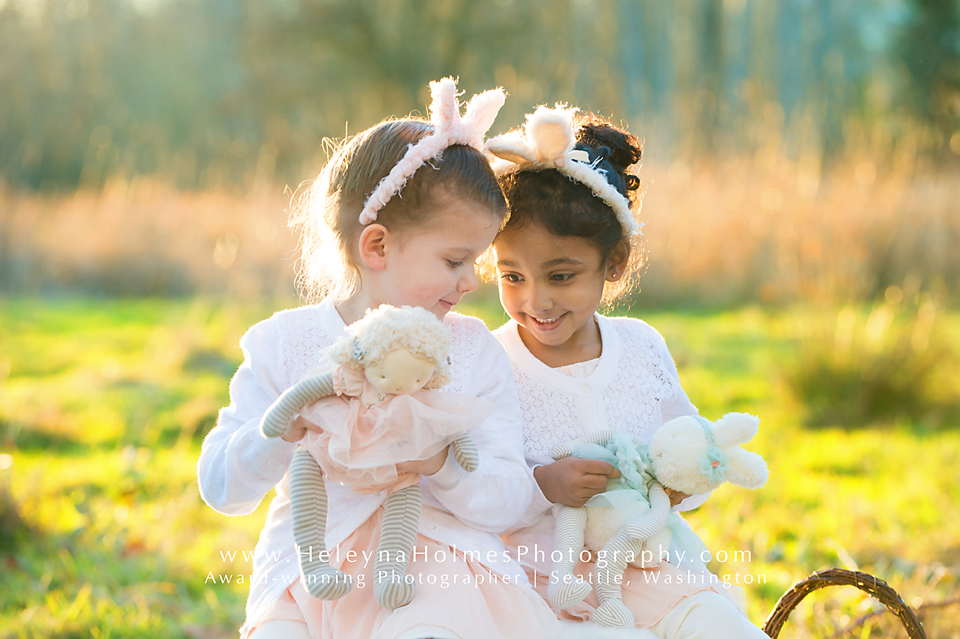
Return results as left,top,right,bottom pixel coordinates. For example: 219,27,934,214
326,305,452,389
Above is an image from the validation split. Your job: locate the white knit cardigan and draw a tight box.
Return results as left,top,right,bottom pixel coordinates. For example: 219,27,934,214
493,313,708,574
197,300,533,635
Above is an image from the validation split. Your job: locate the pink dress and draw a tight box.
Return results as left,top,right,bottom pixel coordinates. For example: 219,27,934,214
300,367,493,494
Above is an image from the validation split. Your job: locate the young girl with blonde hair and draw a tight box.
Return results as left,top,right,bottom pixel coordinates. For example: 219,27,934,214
198,79,574,639
487,105,770,639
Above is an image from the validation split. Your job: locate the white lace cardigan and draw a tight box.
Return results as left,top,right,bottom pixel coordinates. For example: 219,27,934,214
493,313,708,574
197,300,533,634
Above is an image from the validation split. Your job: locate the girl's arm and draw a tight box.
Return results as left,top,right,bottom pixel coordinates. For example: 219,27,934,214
197,318,297,516
503,462,560,533
424,328,533,533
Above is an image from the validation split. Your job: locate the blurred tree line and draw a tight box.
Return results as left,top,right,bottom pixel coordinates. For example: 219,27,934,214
1,0,958,193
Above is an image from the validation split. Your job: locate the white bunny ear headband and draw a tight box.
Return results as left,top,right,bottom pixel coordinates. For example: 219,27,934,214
485,105,640,236
359,77,507,225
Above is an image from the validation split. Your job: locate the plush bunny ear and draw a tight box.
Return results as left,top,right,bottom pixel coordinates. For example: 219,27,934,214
711,412,760,447
460,88,507,146
525,105,577,162
486,131,537,165
429,77,461,131
723,449,769,489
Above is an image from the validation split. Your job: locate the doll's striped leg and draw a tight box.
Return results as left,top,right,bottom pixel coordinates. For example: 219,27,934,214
374,484,423,609
450,432,479,472
591,529,645,628
548,506,593,609
289,448,353,599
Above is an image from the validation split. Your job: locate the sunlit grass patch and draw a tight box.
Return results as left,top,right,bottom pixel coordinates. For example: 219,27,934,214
638,305,960,634
783,298,960,429
0,298,284,636
0,470,31,554
0,297,289,450
2,443,268,638
5,164,960,306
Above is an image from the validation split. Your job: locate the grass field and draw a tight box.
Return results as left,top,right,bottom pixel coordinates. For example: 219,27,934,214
1,296,958,638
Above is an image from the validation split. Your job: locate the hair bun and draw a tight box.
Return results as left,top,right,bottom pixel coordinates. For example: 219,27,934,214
575,115,642,192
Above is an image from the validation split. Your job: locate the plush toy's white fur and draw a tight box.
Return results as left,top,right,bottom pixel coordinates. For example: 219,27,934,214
325,304,452,389
579,413,769,570
581,491,672,571
650,412,769,496
549,413,768,628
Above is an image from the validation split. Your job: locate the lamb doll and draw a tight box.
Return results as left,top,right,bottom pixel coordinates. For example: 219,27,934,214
548,413,769,628
260,305,490,609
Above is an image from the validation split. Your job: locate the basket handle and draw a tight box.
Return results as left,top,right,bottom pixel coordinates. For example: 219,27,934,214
762,568,926,638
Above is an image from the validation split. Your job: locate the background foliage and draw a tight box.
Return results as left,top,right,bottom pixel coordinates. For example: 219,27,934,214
1,0,959,193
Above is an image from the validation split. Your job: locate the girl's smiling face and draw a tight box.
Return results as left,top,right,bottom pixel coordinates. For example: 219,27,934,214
494,223,626,367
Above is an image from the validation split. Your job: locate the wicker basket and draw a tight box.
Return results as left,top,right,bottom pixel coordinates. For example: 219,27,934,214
762,568,926,638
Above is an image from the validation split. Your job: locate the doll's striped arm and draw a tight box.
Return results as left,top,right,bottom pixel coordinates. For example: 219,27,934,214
450,432,479,472
622,482,670,541
260,372,335,438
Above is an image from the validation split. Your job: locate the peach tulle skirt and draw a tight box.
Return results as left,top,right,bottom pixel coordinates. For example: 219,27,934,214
301,388,492,494
248,509,561,639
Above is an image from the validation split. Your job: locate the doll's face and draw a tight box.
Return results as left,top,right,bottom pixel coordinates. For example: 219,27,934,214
364,349,436,396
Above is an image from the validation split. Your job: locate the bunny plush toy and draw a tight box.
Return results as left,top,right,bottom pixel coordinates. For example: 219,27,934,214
548,413,769,628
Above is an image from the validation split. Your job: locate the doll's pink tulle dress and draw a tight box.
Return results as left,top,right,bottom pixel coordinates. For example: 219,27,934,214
299,366,493,494
248,367,566,639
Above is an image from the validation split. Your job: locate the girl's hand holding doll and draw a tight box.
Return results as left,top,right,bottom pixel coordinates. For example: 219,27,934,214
532,438,683,509
279,415,318,443
662,487,691,508
534,457,620,507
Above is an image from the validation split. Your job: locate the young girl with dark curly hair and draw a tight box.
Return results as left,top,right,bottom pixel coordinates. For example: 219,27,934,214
486,105,769,639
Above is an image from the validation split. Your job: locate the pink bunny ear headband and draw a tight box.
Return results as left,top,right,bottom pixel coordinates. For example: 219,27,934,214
358,77,507,225
485,105,640,236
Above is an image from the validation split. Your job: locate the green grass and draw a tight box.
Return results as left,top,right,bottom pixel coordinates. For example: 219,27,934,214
1,296,958,638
